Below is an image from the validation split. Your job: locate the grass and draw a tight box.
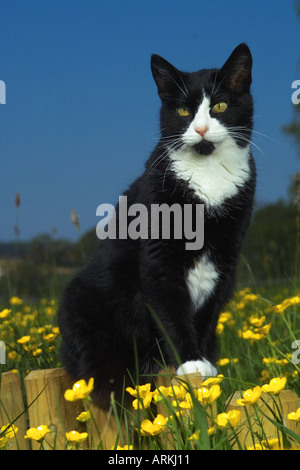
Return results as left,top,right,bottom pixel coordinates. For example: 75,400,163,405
0,284,300,450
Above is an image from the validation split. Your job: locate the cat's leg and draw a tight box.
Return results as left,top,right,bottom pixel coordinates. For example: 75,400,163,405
175,298,221,378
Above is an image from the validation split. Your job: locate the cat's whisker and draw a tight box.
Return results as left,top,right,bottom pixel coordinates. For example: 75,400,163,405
227,131,264,154
146,138,183,175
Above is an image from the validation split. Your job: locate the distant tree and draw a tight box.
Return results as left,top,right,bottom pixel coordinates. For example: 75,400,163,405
239,200,299,285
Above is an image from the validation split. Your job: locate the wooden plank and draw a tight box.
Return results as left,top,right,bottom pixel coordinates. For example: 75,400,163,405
24,368,86,450
0,371,29,450
226,389,300,449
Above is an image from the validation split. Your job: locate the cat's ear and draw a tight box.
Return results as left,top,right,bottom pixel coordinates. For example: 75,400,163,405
219,43,252,92
151,55,185,101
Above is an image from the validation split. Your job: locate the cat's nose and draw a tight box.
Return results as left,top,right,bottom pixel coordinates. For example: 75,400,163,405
195,126,208,137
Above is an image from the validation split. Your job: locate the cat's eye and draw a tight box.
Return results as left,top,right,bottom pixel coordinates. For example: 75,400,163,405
177,107,191,117
212,102,228,114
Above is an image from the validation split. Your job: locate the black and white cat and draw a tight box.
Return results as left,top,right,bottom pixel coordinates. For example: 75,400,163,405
58,43,256,407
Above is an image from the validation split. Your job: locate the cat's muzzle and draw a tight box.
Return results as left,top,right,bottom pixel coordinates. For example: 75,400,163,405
194,140,215,156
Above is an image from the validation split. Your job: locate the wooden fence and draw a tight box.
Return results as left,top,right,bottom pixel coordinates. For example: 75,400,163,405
0,367,299,450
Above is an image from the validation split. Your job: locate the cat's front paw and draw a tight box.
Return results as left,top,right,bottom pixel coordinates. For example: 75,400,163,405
176,359,217,378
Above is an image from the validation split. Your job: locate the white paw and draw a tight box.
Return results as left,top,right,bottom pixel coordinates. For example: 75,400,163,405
176,359,217,378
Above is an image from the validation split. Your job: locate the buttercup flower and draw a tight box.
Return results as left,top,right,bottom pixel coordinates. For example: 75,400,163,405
0,424,18,439
287,407,300,422
9,296,23,305
0,308,11,318
17,335,30,344
126,383,153,410
236,386,262,406
196,384,222,404
262,377,287,395
24,425,50,441
139,414,168,436
114,445,133,450
188,426,215,440
246,443,265,450
261,437,283,450
0,424,18,448
76,411,91,422
202,374,224,387
217,358,238,366
248,315,266,327
0,435,8,449
43,333,57,342
64,378,94,401
216,410,241,428
179,393,193,409
65,430,88,443
152,386,172,403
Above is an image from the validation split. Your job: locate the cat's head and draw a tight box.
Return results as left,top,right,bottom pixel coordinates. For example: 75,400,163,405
151,43,253,156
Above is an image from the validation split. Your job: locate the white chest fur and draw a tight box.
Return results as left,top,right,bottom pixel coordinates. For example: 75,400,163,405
186,255,219,310
169,140,250,207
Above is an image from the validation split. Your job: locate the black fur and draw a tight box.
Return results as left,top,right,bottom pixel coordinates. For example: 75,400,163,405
58,43,256,408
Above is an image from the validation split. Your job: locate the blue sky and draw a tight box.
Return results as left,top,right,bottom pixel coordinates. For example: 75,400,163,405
0,0,299,242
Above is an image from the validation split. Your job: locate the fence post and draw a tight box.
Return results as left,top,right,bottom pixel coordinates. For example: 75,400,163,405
24,368,86,450
226,389,300,449
0,371,29,449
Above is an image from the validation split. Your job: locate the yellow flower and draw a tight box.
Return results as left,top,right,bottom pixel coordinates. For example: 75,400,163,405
261,437,283,450
0,435,9,449
43,333,57,342
246,443,265,450
216,410,241,428
168,385,187,401
32,348,42,357
259,369,271,383
216,322,224,334
196,384,222,404
188,426,215,440
262,377,287,395
236,386,262,406
255,322,272,336
139,414,168,436
0,308,11,318
0,424,18,439
217,358,238,366
24,425,50,441
179,393,193,409
64,378,94,401
217,358,230,366
126,383,151,398
272,304,286,314
114,445,133,450
243,293,258,302
275,359,288,366
241,329,264,341
10,296,23,305
262,357,277,364
287,408,300,422
65,430,88,443
17,335,30,344
152,386,172,403
218,312,234,324
76,411,91,422
202,374,224,387
126,383,153,410
248,315,266,327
